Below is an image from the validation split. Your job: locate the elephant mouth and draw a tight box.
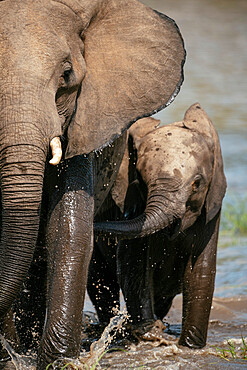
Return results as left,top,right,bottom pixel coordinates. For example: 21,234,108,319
165,218,181,240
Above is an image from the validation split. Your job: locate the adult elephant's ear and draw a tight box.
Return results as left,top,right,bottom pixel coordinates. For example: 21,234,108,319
65,0,185,158
184,103,227,223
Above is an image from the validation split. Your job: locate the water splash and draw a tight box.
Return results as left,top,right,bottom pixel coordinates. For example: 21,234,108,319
0,335,36,369
81,308,129,368
0,309,128,370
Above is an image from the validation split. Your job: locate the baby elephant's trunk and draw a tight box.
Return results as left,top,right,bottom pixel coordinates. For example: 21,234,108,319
94,183,180,239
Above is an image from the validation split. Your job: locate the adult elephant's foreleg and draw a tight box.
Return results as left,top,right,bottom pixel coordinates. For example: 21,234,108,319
38,155,94,368
179,212,220,348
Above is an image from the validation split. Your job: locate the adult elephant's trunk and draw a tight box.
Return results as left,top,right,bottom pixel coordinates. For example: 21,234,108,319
0,117,47,318
94,181,183,239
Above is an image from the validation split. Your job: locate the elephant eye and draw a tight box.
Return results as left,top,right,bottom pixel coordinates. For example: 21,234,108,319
191,176,201,191
59,62,73,88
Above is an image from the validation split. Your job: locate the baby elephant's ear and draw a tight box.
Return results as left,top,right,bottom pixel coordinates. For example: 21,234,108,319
184,103,227,223
206,128,227,223
65,0,185,158
129,117,160,150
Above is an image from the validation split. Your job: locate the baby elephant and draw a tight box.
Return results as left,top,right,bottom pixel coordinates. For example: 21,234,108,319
92,103,226,348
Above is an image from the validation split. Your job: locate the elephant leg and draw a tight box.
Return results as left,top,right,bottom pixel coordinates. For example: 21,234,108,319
37,155,94,368
14,244,47,350
179,212,220,348
87,239,119,325
117,237,154,323
154,295,174,321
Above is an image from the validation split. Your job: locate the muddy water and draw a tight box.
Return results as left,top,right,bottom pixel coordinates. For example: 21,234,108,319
3,0,247,368
91,297,247,369
80,296,247,369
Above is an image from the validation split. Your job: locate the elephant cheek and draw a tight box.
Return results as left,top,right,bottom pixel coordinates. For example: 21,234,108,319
56,89,78,132
181,208,202,231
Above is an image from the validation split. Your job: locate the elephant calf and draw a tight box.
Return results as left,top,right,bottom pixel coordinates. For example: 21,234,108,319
92,103,226,349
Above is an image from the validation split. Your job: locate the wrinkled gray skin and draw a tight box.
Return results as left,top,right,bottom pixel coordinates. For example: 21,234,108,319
93,104,227,348
0,0,185,367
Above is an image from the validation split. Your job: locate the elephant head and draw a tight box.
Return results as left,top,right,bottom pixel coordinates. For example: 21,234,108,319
94,103,227,238
0,0,185,330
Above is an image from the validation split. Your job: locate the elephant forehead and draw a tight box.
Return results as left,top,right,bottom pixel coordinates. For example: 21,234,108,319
0,0,84,88
0,0,82,53
136,126,213,182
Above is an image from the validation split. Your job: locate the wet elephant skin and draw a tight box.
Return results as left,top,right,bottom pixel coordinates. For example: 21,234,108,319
92,104,226,348
0,0,185,366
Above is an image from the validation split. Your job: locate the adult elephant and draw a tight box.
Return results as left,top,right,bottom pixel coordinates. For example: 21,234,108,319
0,0,185,367
93,104,227,348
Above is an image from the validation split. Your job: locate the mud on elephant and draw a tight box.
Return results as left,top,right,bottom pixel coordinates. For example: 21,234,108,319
0,0,185,367
93,103,226,348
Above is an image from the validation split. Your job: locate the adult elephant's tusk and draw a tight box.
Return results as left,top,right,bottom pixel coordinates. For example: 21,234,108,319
49,137,62,165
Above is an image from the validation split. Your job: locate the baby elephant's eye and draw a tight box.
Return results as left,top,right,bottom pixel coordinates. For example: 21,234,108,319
192,176,201,191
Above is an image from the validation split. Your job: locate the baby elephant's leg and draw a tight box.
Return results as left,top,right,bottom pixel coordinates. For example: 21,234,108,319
179,213,220,348
87,239,120,325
